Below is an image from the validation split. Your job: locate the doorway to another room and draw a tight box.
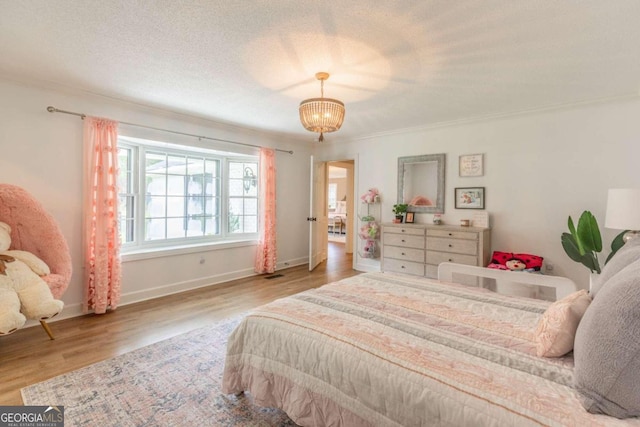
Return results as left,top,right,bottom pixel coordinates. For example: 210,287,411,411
327,161,354,256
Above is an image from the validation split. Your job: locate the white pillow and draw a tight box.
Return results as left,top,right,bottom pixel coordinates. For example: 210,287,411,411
534,289,591,357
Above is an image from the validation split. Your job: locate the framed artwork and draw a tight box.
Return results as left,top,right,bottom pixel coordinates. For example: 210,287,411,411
455,187,485,209
459,154,484,177
405,212,415,223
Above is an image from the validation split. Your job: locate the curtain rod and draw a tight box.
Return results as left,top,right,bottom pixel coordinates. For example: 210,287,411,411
46,106,294,154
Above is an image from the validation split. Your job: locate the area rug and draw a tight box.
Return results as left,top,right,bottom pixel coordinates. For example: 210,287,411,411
22,315,298,427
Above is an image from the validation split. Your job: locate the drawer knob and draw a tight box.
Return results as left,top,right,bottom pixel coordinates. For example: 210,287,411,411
448,244,452,247
449,258,453,262
448,233,453,236
401,239,405,242
401,229,406,232
401,252,406,255
401,265,405,269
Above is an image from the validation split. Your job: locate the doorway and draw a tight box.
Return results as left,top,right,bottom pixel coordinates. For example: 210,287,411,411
327,160,354,259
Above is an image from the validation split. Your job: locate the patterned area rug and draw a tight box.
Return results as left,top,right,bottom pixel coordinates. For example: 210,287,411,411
22,315,298,427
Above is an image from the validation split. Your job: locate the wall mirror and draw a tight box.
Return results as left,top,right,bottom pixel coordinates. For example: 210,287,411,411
397,153,445,213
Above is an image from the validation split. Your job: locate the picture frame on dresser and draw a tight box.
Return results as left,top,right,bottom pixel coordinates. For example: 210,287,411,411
405,212,415,223
455,187,485,209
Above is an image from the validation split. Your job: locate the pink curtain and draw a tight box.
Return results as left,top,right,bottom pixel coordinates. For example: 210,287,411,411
254,147,277,274
82,117,122,314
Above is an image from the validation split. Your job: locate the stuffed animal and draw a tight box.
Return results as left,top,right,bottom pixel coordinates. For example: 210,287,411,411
360,188,380,204
364,240,376,256
359,222,379,240
0,221,64,335
487,251,543,272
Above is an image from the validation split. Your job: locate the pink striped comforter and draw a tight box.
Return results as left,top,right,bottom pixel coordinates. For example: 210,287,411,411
222,272,640,426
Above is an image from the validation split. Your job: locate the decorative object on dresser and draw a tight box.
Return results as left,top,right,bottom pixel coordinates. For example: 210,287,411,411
391,203,408,223
454,187,485,209
458,153,484,177
472,210,490,228
381,223,491,279
404,212,415,223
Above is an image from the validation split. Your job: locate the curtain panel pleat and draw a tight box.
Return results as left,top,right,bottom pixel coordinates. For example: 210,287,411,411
82,117,122,314
254,147,277,274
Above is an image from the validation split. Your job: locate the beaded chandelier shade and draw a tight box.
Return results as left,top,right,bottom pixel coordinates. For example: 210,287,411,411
299,72,345,142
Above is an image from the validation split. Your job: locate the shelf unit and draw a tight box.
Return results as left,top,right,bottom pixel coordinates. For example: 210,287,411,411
358,201,381,259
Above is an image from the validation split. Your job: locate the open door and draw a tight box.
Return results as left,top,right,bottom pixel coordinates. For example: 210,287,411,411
308,156,328,271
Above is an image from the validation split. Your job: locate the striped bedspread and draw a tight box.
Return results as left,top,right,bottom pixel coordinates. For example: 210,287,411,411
222,272,640,426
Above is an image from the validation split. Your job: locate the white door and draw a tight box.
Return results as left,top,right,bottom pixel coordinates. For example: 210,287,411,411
309,156,328,271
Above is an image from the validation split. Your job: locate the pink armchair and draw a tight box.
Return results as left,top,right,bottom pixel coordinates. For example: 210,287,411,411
0,184,72,338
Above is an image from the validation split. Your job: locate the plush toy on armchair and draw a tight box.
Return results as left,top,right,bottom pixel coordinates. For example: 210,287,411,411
0,221,64,335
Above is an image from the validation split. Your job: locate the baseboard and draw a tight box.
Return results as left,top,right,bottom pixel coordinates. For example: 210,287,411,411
24,257,309,328
354,261,381,273
276,256,308,270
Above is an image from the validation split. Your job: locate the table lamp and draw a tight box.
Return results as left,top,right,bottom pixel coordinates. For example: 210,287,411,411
605,188,640,242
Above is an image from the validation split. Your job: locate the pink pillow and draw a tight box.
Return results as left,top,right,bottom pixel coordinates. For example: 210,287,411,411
534,289,592,357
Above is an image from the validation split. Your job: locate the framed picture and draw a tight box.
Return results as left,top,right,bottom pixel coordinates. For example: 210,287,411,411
455,187,485,209
405,212,415,223
459,154,484,177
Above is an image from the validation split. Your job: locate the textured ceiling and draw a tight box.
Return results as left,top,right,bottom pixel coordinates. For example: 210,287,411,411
1,1,639,143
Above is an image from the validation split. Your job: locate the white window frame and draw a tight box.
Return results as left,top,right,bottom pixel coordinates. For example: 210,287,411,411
327,182,338,210
118,137,259,257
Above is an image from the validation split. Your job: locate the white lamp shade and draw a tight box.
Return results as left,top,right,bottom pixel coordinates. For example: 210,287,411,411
605,188,640,230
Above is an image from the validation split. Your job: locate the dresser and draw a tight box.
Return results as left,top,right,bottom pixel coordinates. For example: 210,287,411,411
381,223,491,279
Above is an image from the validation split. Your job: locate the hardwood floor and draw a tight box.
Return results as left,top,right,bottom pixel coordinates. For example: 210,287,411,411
0,242,357,405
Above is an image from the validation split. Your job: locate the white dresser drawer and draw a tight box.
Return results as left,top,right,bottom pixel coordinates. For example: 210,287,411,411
383,233,425,249
427,229,478,240
381,223,490,281
383,258,425,276
383,225,425,236
427,237,478,255
383,246,424,263
426,250,478,266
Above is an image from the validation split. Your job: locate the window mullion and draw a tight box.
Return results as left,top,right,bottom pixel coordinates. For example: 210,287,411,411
136,147,146,247
221,159,228,238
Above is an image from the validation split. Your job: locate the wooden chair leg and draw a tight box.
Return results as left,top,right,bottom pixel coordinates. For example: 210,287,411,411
40,320,55,340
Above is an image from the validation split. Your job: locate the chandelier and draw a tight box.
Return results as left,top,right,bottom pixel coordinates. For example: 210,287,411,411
299,72,345,142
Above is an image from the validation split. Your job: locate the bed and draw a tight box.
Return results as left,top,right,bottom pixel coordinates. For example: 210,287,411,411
222,265,640,426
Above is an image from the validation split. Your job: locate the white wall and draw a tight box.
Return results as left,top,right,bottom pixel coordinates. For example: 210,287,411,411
319,97,640,289
3,76,638,315
329,177,347,204
0,78,311,319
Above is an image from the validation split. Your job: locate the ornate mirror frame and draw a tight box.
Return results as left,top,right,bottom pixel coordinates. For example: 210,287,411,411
397,153,445,214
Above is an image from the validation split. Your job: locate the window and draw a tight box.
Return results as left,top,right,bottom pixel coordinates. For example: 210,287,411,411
117,137,258,252
328,183,337,210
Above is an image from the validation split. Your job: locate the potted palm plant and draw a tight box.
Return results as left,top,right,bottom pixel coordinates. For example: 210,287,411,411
561,210,626,274
392,203,408,223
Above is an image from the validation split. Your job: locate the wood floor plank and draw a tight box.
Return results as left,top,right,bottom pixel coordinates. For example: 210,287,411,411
0,242,358,405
